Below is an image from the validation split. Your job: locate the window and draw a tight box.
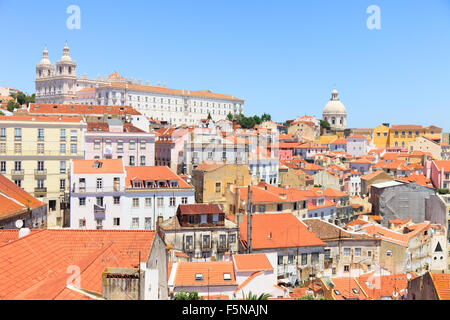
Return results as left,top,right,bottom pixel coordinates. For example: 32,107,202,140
368,250,372,257
70,130,77,142
131,218,139,229
344,265,350,272
140,156,146,166
223,273,231,281
301,253,308,265
229,234,236,243
37,143,44,154
79,198,86,206
113,196,121,205
14,180,22,187
60,161,66,173
132,198,140,208
94,140,101,150
71,144,77,154
14,143,21,154
140,140,146,150
113,218,120,226
386,250,392,257
200,215,207,224
355,248,362,256
145,217,152,230
60,179,66,191
129,140,136,150
96,197,104,207
195,273,203,281
344,248,351,256
203,234,210,246
277,203,283,212
157,197,164,208
145,198,152,207
212,214,219,223
215,182,221,193
37,161,44,171
14,161,21,172
117,140,124,153
311,253,319,264
278,255,284,265
169,197,176,207
60,129,66,141
14,128,21,140
0,161,5,173
182,197,188,204
0,128,5,139
96,178,103,190
287,255,294,264
60,143,66,154
37,128,44,141
0,143,5,154
129,156,135,166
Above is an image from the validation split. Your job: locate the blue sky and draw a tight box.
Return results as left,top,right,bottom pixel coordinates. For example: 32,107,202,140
1,0,449,130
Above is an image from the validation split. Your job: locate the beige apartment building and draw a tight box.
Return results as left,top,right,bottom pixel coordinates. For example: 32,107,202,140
0,116,86,228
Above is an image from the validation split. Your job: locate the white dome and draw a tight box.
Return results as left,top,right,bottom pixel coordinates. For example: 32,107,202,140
323,89,346,115
60,43,72,62
39,48,51,65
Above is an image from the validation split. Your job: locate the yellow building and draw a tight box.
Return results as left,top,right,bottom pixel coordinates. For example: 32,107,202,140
373,124,390,148
0,115,86,228
388,125,442,149
373,124,442,149
191,162,251,209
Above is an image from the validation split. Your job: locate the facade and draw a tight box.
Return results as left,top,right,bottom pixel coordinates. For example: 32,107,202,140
389,125,442,149
0,174,47,229
85,120,155,166
409,136,445,160
304,219,380,278
408,272,450,300
70,159,195,230
428,160,450,189
191,162,250,206
0,115,86,228
360,170,394,196
347,135,368,158
370,181,435,225
159,204,239,260
248,147,279,185
155,127,190,172
322,89,347,131
425,194,450,272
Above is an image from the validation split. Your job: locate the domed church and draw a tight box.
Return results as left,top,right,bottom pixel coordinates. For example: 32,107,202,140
322,89,347,131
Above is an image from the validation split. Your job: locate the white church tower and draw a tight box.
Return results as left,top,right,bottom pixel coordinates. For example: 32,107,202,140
54,43,77,104
35,47,55,103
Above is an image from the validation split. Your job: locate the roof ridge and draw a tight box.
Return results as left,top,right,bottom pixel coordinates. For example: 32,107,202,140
0,228,46,248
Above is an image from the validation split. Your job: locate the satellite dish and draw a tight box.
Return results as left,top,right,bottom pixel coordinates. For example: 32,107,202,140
406,273,412,280
15,220,23,229
392,291,398,297
18,228,30,239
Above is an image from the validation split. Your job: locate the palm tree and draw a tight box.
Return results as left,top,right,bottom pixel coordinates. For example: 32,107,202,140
242,291,272,300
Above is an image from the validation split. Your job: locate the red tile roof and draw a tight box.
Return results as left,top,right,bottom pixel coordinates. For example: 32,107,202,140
239,213,325,250
72,159,125,174
0,115,84,122
0,229,157,299
430,273,450,300
29,103,142,116
233,253,273,272
0,174,46,220
173,261,237,286
178,204,224,215
434,160,450,173
125,166,192,188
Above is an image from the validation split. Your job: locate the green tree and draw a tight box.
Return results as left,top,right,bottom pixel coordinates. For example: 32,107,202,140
295,295,328,300
227,112,234,122
10,92,35,106
242,291,271,300
261,113,271,122
173,290,203,300
320,119,331,130
207,112,212,120
6,100,20,112
437,189,449,195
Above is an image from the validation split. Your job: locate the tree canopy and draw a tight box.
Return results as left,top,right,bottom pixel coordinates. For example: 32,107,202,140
230,113,273,129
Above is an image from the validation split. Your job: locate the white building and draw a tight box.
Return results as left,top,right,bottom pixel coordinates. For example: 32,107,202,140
35,45,244,126
70,159,195,230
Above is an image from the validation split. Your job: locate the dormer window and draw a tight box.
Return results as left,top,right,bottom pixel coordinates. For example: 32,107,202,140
93,161,102,169
223,273,231,281
132,181,142,188
195,273,203,281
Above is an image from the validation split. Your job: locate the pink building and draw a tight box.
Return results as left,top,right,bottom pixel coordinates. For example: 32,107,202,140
85,119,155,166
155,127,191,173
428,160,450,189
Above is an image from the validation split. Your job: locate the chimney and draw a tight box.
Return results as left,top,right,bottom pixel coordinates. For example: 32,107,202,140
102,268,143,300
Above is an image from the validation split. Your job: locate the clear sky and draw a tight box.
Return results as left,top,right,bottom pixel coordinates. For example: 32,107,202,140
0,0,449,130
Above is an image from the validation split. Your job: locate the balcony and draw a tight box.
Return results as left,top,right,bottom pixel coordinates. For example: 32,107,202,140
185,243,194,253
34,169,47,177
201,240,211,251
217,242,228,252
34,188,47,197
94,204,106,220
11,169,24,177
